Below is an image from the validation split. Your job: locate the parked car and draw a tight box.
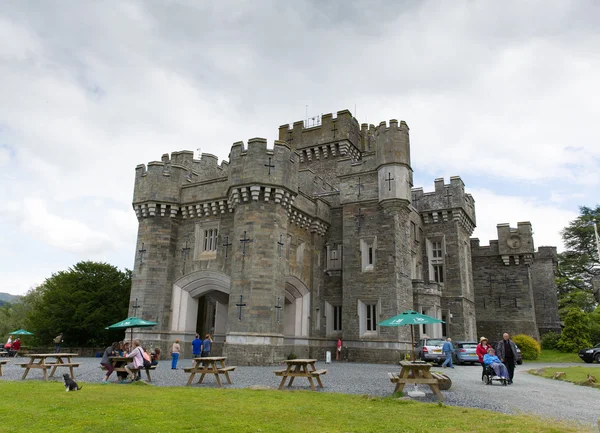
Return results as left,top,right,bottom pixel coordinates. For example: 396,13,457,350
490,341,523,365
452,341,479,365
578,343,600,363
415,338,445,364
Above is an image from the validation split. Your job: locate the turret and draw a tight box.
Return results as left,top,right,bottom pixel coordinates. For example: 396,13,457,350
375,119,413,206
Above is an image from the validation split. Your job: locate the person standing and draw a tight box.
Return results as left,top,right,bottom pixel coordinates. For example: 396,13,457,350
496,333,518,384
191,334,202,363
100,342,119,383
336,337,343,361
476,337,493,380
171,339,181,369
442,337,455,368
201,334,212,357
53,333,63,353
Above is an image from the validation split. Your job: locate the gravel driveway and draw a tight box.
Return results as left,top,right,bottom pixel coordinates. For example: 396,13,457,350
2,358,598,429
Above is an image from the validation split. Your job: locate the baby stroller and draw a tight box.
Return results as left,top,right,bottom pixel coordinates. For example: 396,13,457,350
482,363,508,386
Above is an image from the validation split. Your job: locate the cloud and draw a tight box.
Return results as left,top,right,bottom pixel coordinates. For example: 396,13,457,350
469,188,579,251
0,0,598,295
9,198,114,254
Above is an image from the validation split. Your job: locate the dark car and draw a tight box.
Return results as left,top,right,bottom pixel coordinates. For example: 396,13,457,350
415,338,446,364
579,343,600,363
452,341,479,365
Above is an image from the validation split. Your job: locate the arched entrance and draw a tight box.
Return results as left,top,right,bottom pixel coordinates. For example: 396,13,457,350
170,271,230,342
283,276,310,338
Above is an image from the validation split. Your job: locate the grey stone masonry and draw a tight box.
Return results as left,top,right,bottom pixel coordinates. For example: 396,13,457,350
470,221,558,342
130,108,560,365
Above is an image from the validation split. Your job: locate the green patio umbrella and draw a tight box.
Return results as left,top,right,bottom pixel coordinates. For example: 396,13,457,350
106,317,158,346
378,310,444,361
10,329,34,335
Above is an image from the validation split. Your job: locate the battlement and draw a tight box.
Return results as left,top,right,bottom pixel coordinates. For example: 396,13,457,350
536,246,557,259
412,177,476,225
228,138,298,193
375,119,411,169
497,222,534,259
278,109,361,152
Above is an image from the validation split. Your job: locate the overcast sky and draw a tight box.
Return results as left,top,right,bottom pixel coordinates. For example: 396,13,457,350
1,1,598,296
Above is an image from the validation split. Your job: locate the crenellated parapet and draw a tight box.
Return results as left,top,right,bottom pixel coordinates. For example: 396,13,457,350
496,222,534,265
278,110,362,163
412,177,476,234
228,138,298,192
375,119,411,169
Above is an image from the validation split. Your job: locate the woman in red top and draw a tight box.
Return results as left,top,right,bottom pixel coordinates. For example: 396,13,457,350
11,338,21,351
476,337,492,380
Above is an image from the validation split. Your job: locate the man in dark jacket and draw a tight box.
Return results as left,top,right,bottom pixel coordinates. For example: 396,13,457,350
496,333,518,384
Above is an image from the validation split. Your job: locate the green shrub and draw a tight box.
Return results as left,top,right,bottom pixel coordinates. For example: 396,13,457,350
540,331,561,350
557,309,591,353
513,334,540,360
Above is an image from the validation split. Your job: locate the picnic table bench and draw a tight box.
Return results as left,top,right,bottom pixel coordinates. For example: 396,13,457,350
104,356,157,382
18,353,80,380
0,359,7,376
388,361,446,400
275,359,327,391
184,357,236,387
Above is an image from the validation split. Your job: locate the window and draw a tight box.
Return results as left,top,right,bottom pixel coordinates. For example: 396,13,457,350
333,305,342,331
326,244,342,270
314,308,321,330
358,300,379,336
427,237,445,283
325,302,342,335
411,221,419,244
360,237,377,272
194,222,219,260
433,264,444,283
366,304,377,331
203,228,218,252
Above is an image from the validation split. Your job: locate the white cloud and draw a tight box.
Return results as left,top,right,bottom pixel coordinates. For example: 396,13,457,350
469,188,579,251
0,0,598,294
11,198,114,254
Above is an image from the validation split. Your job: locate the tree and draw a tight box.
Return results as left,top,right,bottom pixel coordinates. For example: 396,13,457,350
556,309,591,352
556,205,600,317
26,261,131,347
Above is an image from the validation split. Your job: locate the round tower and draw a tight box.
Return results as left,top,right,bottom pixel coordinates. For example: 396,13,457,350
223,138,298,364
375,120,413,207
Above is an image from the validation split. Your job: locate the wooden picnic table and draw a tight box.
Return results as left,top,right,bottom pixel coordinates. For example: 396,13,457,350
274,359,327,391
18,353,80,381
0,359,7,376
183,356,236,387
388,361,443,400
104,356,156,382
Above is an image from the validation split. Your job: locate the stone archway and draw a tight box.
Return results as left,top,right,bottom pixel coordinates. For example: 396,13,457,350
283,276,310,338
170,271,230,341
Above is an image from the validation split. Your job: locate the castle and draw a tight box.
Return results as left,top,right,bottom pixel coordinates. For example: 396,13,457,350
129,109,561,364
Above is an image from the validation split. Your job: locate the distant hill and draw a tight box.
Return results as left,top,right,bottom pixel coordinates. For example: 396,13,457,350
0,293,20,304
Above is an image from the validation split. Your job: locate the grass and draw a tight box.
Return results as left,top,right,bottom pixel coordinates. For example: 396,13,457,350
528,349,582,363
0,382,589,433
529,366,600,388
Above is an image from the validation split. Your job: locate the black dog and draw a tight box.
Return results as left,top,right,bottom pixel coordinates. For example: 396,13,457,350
63,373,82,391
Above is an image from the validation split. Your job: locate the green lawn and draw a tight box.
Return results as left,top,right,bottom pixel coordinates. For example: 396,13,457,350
528,350,582,363
0,382,588,433
529,366,600,388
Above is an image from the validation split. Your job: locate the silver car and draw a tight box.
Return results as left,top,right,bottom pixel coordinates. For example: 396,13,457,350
415,338,446,364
